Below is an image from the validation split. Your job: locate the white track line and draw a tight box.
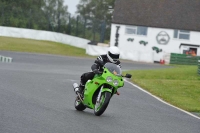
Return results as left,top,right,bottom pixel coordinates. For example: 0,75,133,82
124,79,200,120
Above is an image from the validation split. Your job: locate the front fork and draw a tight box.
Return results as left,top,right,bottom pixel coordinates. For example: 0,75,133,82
96,85,103,103
96,85,113,103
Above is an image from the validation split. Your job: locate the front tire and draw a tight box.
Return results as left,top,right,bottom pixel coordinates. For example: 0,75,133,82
94,92,111,116
74,97,86,111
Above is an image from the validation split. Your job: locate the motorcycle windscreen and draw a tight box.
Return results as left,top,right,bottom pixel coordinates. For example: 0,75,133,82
104,63,122,76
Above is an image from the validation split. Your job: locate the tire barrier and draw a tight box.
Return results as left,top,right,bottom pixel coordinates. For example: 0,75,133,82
0,55,13,63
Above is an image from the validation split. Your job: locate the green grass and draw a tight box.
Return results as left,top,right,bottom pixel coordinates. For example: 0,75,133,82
0,36,93,58
124,65,200,113
1,36,200,115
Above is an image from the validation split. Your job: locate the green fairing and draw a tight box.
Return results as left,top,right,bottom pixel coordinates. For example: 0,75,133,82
83,67,124,109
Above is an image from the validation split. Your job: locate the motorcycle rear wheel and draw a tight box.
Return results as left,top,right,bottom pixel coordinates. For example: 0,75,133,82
74,96,86,111
94,92,111,116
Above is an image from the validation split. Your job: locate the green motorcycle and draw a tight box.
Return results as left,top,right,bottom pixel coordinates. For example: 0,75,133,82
73,63,132,116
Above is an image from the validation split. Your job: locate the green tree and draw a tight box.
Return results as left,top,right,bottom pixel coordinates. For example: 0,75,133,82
42,0,69,32
0,0,69,32
0,0,115,41
0,0,46,28
76,0,115,42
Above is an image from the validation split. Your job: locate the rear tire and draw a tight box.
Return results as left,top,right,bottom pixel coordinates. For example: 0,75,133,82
74,97,86,111
94,92,111,116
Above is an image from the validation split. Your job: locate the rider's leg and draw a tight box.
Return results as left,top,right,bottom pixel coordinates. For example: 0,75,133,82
79,72,95,93
79,74,86,94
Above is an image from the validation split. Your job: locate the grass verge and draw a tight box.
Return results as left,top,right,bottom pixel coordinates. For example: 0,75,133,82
124,65,200,114
0,36,93,58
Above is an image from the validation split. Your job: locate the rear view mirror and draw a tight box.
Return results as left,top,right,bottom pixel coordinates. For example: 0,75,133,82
125,74,132,78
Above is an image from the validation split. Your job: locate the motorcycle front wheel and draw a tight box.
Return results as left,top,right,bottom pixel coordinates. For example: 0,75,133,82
94,92,111,116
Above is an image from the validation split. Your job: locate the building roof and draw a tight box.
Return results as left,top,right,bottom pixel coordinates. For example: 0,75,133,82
112,0,200,31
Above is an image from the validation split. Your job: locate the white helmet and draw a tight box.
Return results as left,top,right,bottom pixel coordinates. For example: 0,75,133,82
107,46,120,63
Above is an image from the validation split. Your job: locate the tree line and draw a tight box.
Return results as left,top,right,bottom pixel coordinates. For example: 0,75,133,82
0,0,115,42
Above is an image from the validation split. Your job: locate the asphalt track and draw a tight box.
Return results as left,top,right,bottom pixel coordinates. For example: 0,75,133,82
0,51,199,133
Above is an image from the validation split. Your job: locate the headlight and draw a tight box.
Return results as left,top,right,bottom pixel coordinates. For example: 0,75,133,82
106,76,113,82
113,80,119,86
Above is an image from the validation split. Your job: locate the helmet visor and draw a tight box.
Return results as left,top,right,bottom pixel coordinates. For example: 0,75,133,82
108,51,119,61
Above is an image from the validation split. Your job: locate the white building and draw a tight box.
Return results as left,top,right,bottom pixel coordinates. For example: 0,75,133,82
110,0,200,63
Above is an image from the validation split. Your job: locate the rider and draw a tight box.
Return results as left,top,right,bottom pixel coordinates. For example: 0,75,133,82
78,46,121,94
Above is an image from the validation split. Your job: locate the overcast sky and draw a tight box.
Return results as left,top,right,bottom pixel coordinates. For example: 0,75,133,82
64,0,80,15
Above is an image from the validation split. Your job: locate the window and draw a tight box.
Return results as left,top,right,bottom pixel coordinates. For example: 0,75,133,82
174,30,190,40
125,26,148,36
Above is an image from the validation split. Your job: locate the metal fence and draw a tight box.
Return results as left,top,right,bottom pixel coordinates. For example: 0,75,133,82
170,53,200,65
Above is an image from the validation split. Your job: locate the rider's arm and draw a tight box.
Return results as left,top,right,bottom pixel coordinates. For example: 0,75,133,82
91,56,104,74
91,63,100,71
116,60,121,68
91,63,102,74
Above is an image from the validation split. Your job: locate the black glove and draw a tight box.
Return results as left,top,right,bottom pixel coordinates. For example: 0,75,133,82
93,69,102,74
95,60,104,66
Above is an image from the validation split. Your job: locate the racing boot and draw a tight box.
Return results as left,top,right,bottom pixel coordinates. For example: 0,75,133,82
79,82,85,96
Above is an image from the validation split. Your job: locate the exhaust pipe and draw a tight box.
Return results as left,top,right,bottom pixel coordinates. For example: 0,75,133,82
73,83,79,94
